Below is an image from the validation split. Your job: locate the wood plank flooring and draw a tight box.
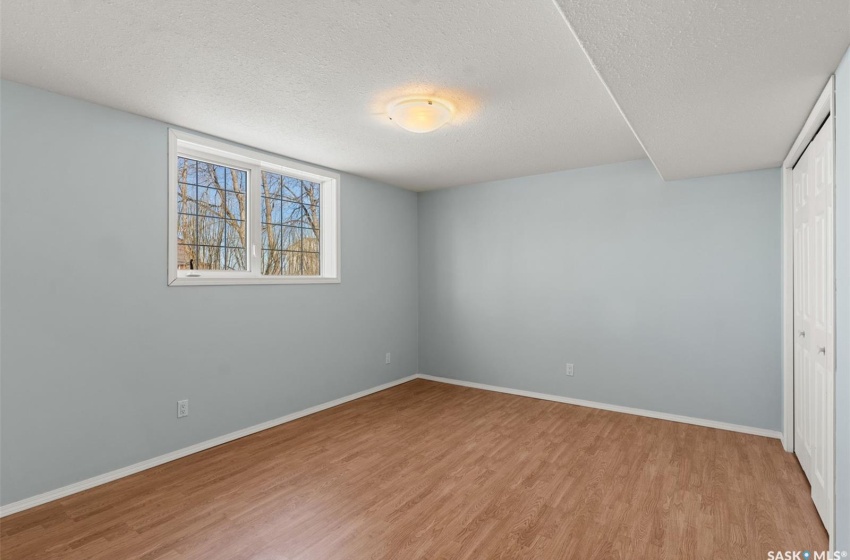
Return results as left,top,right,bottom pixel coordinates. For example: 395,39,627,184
1,379,827,559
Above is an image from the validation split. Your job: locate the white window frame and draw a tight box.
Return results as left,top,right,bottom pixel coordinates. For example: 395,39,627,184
168,129,340,286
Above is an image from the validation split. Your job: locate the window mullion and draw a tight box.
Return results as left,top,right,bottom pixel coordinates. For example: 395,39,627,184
250,165,263,277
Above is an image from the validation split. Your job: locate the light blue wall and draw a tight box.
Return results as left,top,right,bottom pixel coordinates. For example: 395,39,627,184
418,160,782,431
0,78,804,515
834,45,850,551
0,81,420,505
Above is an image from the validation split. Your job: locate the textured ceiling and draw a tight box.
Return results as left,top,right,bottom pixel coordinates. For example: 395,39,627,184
553,0,850,180
3,1,848,189
0,0,645,191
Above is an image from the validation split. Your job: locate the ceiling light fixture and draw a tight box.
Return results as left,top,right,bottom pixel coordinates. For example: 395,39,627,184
387,97,453,133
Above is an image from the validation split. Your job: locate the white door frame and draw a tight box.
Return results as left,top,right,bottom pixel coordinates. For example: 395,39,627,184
781,75,836,546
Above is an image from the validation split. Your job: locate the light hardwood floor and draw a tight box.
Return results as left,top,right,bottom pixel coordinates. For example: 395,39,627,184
0,379,827,559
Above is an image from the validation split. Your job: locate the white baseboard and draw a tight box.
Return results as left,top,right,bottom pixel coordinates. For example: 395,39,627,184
416,374,782,440
0,375,418,518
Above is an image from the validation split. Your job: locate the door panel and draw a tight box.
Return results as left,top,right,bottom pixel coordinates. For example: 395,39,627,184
792,115,834,532
793,143,813,480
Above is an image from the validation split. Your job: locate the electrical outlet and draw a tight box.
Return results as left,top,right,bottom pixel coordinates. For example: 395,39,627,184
177,399,189,418
385,352,391,364
566,363,574,377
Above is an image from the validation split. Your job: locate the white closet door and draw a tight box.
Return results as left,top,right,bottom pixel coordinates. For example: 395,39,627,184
793,115,834,531
793,137,813,480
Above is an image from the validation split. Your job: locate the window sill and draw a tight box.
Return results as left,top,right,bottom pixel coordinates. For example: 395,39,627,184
168,276,341,286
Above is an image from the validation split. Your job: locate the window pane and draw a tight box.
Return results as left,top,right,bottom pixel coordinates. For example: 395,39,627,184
197,215,223,243
261,226,270,252
225,167,247,192
262,171,282,198
280,225,300,252
302,252,320,276
278,199,298,226
282,251,321,276
196,161,220,187
273,225,283,250
263,250,282,275
282,176,301,201
302,181,320,205
177,186,197,215
177,213,196,242
177,244,196,270
178,157,197,185
262,196,283,225
301,182,320,241
224,248,246,271
177,157,247,272
261,229,269,252
302,231,319,253
225,223,245,249
177,191,198,214
259,171,321,276
196,244,222,270
225,190,244,221
197,186,223,213
282,251,300,275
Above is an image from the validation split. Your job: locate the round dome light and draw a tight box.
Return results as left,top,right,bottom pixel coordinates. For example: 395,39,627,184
387,98,453,133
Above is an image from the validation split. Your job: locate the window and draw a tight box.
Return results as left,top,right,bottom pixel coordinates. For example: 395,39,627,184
168,130,339,285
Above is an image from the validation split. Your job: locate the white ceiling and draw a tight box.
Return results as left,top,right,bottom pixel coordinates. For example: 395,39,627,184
0,0,644,191
1,1,848,189
554,0,850,180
